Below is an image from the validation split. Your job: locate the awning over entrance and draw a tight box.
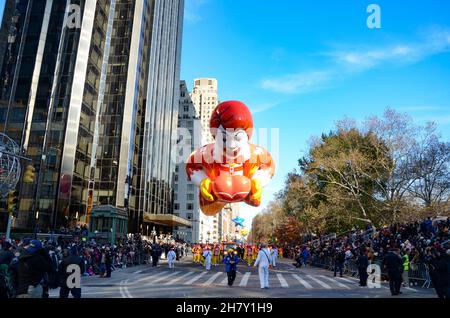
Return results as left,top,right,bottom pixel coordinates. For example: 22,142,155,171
143,213,192,228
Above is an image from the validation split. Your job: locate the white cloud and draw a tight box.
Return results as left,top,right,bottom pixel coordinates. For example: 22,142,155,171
415,115,450,125
251,102,280,114
260,71,332,94
260,27,450,94
184,0,208,24
330,28,450,71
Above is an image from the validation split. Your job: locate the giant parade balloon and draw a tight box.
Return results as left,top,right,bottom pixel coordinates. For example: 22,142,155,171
186,101,275,216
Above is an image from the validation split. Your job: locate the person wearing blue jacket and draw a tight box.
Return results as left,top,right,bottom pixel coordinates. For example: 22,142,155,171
223,249,239,287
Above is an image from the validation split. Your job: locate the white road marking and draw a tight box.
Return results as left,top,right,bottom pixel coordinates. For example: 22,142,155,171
319,275,350,289
336,276,355,284
123,279,132,298
184,271,207,285
133,271,169,284
292,274,313,289
306,275,332,289
150,271,180,284
404,287,419,292
163,271,194,285
276,274,289,288
239,272,251,287
219,276,229,286
119,280,126,298
202,272,222,286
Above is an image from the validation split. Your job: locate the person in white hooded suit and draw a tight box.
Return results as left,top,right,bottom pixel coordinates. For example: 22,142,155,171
203,247,212,271
254,243,272,289
167,248,176,269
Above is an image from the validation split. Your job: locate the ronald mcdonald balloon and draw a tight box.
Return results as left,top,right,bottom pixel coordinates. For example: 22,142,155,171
186,100,275,216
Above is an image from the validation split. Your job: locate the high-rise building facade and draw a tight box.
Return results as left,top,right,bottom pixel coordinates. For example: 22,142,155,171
0,0,189,234
190,78,218,144
173,80,213,243
189,78,220,241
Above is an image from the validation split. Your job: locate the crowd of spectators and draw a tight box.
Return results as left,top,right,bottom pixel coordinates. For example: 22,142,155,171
280,217,450,297
283,217,449,265
0,232,188,298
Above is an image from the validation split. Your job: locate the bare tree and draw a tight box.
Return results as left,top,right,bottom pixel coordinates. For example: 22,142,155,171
409,124,450,207
362,108,419,220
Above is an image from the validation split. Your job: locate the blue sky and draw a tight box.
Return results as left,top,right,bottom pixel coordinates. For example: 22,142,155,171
1,1,449,229
181,0,450,228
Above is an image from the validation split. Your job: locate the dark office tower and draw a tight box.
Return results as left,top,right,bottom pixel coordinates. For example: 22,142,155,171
0,0,185,234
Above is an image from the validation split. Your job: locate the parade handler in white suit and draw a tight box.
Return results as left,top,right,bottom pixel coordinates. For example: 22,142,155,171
271,246,278,268
203,247,212,271
167,247,176,269
254,243,272,289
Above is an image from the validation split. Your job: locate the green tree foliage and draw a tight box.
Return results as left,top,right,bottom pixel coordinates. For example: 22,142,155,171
251,109,450,241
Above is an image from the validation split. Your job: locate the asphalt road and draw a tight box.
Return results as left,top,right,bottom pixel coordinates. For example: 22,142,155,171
49,256,437,298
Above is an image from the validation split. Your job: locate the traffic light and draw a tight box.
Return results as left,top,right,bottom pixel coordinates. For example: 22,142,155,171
7,190,19,217
23,165,36,183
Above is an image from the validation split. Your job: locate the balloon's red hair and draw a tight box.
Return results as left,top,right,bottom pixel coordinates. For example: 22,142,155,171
210,101,254,139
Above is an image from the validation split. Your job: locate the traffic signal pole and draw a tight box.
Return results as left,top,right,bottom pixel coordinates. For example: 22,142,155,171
5,190,19,241
5,212,13,241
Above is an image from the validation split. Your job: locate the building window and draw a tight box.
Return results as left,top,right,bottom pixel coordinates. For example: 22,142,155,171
187,193,194,200
187,213,193,220
187,203,193,210
174,203,179,210
184,106,189,112
187,184,194,191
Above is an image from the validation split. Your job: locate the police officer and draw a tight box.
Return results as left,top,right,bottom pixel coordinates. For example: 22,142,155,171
223,249,239,287
402,249,410,287
58,247,84,298
383,248,403,296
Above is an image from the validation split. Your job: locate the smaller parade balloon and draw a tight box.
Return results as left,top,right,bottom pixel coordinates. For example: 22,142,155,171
232,216,245,227
240,228,249,237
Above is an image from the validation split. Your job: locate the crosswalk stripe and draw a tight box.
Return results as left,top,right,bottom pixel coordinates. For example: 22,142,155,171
404,287,418,292
134,271,168,284
163,271,194,285
150,271,180,284
202,272,222,286
292,274,313,289
338,276,389,289
336,276,354,284
219,276,229,286
184,271,207,285
276,274,289,288
306,275,332,289
319,275,350,289
239,272,251,287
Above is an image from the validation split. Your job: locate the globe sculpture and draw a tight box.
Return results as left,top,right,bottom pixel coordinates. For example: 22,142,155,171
0,133,21,198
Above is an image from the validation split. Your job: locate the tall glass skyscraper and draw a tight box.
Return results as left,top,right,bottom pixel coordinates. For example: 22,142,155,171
0,0,188,234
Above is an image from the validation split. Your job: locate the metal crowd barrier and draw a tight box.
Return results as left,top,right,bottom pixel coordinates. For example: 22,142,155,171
408,262,431,288
309,256,432,288
344,259,359,276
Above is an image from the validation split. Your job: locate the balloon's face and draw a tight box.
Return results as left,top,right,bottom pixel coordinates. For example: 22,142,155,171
215,125,249,160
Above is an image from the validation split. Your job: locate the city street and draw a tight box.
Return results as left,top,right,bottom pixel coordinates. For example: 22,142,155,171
49,256,436,298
